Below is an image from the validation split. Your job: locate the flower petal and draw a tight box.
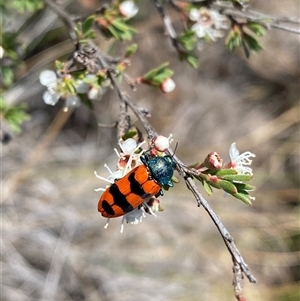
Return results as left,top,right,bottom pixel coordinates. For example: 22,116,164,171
120,138,137,154
189,8,200,22
229,142,239,161
43,90,60,106
39,70,57,87
65,95,81,108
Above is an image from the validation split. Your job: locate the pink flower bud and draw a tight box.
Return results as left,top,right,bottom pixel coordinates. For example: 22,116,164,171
204,151,223,170
154,135,170,152
160,78,175,93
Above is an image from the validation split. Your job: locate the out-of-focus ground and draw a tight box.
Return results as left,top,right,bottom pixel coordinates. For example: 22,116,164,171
1,1,299,301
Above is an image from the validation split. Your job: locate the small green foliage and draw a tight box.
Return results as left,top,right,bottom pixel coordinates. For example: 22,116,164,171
122,127,139,140
177,30,199,68
83,15,96,36
75,16,96,43
94,1,138,41
226,23,264,58
246,22,266,37
185,54,198,69
203,179,213,196
142,63,174,86
4,0,43,13
55,60,65,73
178,30,197,52
0,32,23,88
214,169,237,176
194,167,255,205
219,180,238,194
125,44,138,58
242,33,263,58
107,19,136,41
219,174,253,182
233,192,252,205
225,26,242,51
0,97,30,133
1,68,15,87
77,94,94,110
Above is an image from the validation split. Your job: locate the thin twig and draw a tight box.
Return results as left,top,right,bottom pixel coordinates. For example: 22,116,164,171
43,0,78,45
43,0,257,297
211,2,300,34
153,0,187,53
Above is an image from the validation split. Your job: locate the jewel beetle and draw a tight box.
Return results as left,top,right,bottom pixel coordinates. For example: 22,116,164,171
98,153,176,218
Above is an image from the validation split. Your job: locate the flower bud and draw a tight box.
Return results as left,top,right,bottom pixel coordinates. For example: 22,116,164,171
160,78,175,93
119,1,138,18
0,46,4,59
204,151,223,170
154,135,170,152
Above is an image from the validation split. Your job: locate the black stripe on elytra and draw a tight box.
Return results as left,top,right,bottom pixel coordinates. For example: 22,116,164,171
101,200,115,216
128,172,151,199
109,183,134,213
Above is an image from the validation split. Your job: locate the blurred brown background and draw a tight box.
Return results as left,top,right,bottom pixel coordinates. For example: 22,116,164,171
2,1,299,301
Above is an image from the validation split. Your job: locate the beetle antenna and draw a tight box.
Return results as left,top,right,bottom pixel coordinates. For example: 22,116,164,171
172,142,178,158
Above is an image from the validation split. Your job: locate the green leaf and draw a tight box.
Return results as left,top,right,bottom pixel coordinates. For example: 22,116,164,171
83,15,95,34
142,63,174,85
186,54,198,68
247,22,266,36
143,62,169,80
78,94,94,110
220,174,253,182
242,38,251,58
244,34,263,52
234,182,256,192
122,128,138,140
178,30,197,51
214,169,237,176
1,68,14,87
125,44,138,57
219,180,238,194
203,180,213,196
107,24,121,39
233,192,252,205
1,99,30,133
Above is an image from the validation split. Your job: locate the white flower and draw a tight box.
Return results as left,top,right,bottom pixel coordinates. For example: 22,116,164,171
119,1,138,18
229,142,256,175
40,70,61,106
39,69,83,110
189,7,229,41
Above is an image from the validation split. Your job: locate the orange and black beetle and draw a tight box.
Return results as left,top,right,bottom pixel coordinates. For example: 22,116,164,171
98,153,176,218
